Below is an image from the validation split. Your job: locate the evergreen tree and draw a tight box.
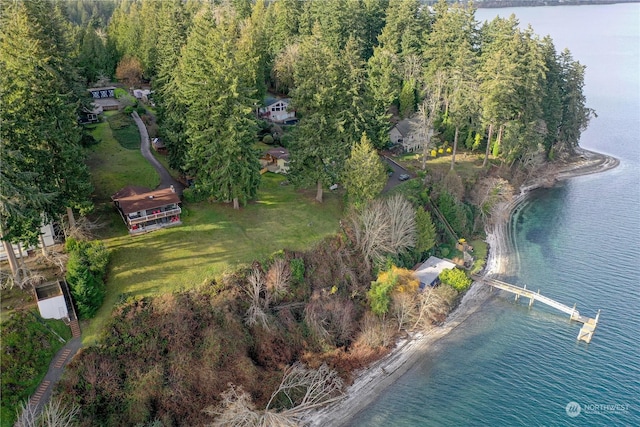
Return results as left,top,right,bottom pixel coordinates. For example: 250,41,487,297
176,6,261,209
289,25,353,202
415,208,436,254
264,0,301,56
367,47,401,147
377,0,425,56
154,0,190,172
0,1,92,249
557,49,593,155
342,133,387,208
77,17,112,83
539,36,563,158
478,15,520,166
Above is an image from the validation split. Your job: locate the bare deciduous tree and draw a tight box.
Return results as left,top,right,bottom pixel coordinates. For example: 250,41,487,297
412,286,458,331
115,55,143,89
349,195,417,267
62,214,105,241
266,258,290,303
15,397,79,427
204,384,261,426
359,312,396,348
391,292,417,332
243,266,269,329
206,363,344,426
349,200,392,265
418,71,446,170
470,177,514,226
272,43,300,94
385,195,416,254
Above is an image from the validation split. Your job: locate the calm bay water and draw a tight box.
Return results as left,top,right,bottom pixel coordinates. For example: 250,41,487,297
350,4,640,426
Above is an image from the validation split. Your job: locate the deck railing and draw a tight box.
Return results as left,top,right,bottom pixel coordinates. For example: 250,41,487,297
128,207,181,225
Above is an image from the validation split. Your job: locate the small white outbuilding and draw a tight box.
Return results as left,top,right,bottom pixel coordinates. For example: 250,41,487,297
35,281,69,320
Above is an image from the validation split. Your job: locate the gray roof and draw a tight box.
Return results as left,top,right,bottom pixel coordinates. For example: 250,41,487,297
394,117,421,137
265,147,289,160
265,97,291,107
414,256,457,287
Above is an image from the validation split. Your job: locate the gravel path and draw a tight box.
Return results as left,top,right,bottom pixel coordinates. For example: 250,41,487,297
132,111,184,195
26,336,82,414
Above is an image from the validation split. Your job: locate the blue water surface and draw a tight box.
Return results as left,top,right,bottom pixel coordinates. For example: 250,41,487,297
350,4,640,426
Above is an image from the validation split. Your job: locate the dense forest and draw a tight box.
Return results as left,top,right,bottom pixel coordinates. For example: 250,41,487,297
1,0,592,236
101,0,591,206
1,0,595,425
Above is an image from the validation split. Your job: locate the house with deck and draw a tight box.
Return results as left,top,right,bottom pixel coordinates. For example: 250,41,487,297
88,86,120,111
112,186,181,234
259,97,296,124
414,256,457,290
260,147,290,174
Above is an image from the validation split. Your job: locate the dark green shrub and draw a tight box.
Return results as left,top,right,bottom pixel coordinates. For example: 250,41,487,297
136,105,146,115
65,238,110,319
182,187,206,203
280,134,292,147
262,134,274,144
124,105,134,115
439,268,471,291
289,258,305,284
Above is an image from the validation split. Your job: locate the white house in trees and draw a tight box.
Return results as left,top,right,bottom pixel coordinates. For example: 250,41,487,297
259,97,296,123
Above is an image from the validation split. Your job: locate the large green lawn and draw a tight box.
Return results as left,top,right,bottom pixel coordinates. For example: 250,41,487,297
83,173,343,344
85,113,159,203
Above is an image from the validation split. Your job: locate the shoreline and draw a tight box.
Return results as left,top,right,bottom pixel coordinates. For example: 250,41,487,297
303,148,618,426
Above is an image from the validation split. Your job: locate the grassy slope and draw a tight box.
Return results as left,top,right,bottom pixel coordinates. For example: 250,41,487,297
85,112,159,203
84,174,343,344
0,311,72,427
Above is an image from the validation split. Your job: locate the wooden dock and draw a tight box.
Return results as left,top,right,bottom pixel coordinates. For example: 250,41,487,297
472,276,600,343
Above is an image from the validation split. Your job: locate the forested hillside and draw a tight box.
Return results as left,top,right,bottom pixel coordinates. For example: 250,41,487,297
100,0,592,204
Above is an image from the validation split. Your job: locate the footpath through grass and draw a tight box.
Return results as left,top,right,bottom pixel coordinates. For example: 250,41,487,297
84,174,343,344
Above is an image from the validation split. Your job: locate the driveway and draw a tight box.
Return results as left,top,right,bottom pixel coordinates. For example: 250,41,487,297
382,155,412,193
132,112,185,195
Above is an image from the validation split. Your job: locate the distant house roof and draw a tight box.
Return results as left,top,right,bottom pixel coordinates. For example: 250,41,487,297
265,97,291,107
265,147,289,160
112,186,180,215
414,256,457,288
394,117,421,137
89,86,116,92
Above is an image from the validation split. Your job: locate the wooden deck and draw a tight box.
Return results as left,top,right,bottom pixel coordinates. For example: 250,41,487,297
472,276,600,343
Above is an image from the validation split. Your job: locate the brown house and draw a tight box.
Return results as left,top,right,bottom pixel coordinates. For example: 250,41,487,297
260,147,290,174
112,186,181,234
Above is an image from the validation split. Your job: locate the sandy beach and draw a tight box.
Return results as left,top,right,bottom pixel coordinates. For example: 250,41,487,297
303,148,618,427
